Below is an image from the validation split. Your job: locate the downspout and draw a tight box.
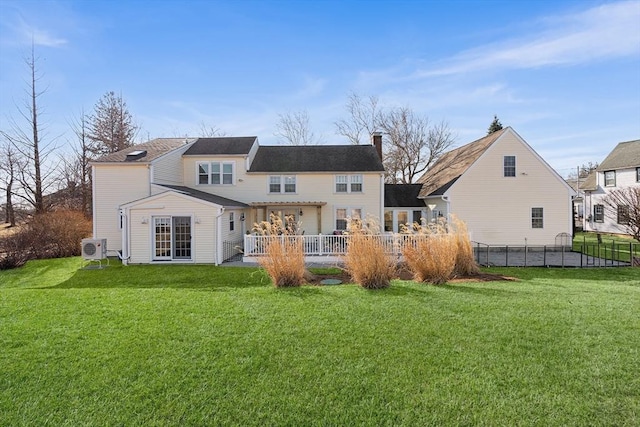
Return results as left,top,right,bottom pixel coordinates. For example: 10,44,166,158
119,208,131,265
441,195,450,219
215,207,226,265
91,165,97,238
380,173,385,227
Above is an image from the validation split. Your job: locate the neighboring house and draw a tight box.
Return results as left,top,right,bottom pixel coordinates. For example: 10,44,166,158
582,139,640,235
414,127,575,246
91,136,384,264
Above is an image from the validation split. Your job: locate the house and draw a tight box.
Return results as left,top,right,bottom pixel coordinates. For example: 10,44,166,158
91,136,384,264
414,127,575,246
582,139,640,235
91,127,575,265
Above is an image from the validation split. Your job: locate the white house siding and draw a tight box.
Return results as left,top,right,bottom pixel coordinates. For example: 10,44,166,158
152,143,192,185
447,132,573,246
93,164,150,252
584,168,640,235
182,156,384,234
126,192,218,264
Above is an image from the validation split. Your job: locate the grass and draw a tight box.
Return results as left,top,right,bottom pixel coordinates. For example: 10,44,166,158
573,231,640,263
1,258,639,426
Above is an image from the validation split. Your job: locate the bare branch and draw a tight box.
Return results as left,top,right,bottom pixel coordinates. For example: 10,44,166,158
274,110,322,145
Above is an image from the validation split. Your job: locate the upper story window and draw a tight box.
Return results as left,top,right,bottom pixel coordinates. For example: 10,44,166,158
531,207,544,229
504,156,516,177
604,170,616,187
197,161,234,185
269,175,296,193
335,174,363,193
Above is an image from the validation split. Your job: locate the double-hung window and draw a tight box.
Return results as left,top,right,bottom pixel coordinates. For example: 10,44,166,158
335,207,362,231
531,207,544,229
617,205,630,225
604,170,616,187
504,156,516,177
229,212,235,231
197,161,234,185
335,174,363,193
269,175,296,193
594,204,604,222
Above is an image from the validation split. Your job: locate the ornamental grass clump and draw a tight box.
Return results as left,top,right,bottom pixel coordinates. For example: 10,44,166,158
450,214,480,276
343,216,396,289
253,214,305,287
401,216,458,285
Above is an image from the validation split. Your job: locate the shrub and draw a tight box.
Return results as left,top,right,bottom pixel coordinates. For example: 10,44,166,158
343,216,396,289
253,214,306,287
0,210,92,270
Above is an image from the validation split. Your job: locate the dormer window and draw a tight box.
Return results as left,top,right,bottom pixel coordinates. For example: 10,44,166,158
197,161,234,185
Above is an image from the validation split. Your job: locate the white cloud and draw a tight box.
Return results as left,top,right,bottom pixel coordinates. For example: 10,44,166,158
417,1,640,77
0,10,68,48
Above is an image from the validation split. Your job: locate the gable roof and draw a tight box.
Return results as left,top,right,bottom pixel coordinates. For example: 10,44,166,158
597,139,640,171
183,137,257,156
92,138,193,163
154,184,248,208
249,145,385,173
416,128,508,198
384,184,424,207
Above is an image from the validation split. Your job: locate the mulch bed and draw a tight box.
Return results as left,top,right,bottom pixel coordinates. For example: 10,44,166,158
306,265,516,286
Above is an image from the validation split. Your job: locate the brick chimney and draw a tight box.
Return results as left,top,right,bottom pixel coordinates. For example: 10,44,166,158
371,132,382,160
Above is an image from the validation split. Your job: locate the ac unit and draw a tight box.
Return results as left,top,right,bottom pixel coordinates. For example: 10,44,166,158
81,238,107,260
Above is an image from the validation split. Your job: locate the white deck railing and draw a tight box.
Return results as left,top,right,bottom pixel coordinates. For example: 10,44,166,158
243,233,426,258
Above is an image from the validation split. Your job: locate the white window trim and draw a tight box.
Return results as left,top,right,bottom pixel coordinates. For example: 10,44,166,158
151,215,194,262
335,174,363,193
196,161,235,186
268,175,297,194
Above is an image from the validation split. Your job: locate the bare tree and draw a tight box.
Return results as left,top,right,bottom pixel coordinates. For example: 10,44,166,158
88,91,138,155
0,139,21,226
0,44,57,213
334,92,380,145
379,107,455,183
603,187,640,241
274,110,321,145
57,110,92,215
198,121,226,137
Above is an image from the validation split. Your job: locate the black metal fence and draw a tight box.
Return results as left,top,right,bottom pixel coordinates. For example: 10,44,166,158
473,242,640,268
222,239,243,262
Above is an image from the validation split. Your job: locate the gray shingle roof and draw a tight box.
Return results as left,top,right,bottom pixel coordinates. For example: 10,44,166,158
155,185,248,208
416,128,508,198
92,138,192,163
183,137,257,156
249,145,385,173
597,139,640,171
384,184,424,207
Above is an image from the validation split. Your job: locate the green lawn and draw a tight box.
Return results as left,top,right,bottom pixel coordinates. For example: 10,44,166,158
573,231,640,263
1,258,639,426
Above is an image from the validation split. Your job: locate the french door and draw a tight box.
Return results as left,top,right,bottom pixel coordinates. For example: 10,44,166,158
153,216,192,261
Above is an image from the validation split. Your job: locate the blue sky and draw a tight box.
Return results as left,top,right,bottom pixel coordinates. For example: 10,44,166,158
1,0,639,178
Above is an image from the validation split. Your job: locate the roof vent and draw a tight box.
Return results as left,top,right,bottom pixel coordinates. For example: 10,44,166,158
125,150,147,161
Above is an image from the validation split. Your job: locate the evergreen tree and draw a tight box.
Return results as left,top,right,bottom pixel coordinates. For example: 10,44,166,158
88,91,138,155
487,115,504,135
